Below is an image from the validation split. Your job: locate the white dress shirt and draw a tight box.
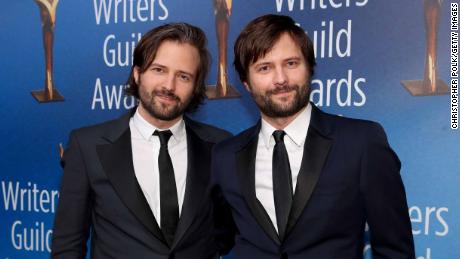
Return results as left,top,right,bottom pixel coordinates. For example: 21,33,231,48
129,109,188,226
255,103,312,232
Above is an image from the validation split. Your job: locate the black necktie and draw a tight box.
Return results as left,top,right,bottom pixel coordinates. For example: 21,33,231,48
272,130,293,241
153,130,179,246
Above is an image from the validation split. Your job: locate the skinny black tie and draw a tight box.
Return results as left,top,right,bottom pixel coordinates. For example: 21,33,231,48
272,130,293,241
153,130,178,246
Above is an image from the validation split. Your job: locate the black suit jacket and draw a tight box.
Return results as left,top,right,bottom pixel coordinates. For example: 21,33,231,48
51,110,231,259
211,104,415,259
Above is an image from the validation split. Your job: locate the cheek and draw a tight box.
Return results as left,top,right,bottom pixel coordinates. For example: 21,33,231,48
139,84,151,97
177,83,195,98
247,76,270,93
289,68,309,84
141,73,163,87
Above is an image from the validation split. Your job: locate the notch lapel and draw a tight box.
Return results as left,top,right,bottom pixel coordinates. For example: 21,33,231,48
286,105,333,236
236,122,281,245
170,127,210,249
96,123,167,247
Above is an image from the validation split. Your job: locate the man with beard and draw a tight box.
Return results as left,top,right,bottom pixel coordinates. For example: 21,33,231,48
52,23,232,259
211,15,415,258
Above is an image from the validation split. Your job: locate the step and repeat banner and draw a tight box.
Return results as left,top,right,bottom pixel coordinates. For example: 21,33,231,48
1,0,458,258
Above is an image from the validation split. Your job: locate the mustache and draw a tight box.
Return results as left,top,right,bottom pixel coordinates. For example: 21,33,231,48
267,84,298,95
153,89,180,101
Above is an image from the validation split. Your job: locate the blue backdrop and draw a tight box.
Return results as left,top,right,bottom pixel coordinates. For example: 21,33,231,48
1,0,458,258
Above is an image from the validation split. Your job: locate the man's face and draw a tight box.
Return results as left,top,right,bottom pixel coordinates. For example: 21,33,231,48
134,41,199,121
244,33,310,118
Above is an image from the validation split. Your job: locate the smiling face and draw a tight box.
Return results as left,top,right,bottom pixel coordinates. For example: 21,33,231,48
134,40,199,126
244,33,311,119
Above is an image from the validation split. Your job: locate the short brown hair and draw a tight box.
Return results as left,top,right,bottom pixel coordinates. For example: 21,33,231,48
234,14,316,83
126,23,210,112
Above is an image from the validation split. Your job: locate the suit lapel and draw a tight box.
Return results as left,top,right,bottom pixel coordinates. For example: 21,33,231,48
236,122,281,245
96,111,167,247
171,127,210,248
286,104,333,236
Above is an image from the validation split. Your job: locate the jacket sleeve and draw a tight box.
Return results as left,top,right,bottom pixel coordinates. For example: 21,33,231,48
360,122,415,259
51,131,92,259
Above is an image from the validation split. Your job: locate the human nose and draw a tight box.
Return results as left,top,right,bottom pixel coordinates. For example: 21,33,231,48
273,66,287,86
164,73,176,91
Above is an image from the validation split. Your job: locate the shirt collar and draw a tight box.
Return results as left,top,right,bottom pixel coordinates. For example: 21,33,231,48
132,108,186,142
260,102,312,149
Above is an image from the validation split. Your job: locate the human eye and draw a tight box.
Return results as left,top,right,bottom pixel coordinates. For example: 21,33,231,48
286,60,299,68
256,65,270,73
178,73,191,82
151,66,164,73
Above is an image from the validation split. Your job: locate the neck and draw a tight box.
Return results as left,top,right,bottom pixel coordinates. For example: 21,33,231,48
261,106,306,130
138,105,182,130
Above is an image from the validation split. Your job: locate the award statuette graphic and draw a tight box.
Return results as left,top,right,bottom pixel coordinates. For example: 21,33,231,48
206,0,240,99
401,0,448,96
59,143,65,167
31,0,64,102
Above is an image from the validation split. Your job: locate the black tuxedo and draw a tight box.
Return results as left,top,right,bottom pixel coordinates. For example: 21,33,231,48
51,110,231,259
211,104,415,259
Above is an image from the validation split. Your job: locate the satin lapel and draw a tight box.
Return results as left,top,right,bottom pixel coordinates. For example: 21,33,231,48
286,106,333,236
236,124,280,245
96,128,167,246
171,128,210,248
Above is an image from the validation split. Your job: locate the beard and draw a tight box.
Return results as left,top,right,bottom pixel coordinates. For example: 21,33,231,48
250,82,310,118
139,86,190,121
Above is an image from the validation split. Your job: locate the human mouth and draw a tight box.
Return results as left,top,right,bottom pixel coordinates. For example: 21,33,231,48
270,86,295,97
154,90,179,103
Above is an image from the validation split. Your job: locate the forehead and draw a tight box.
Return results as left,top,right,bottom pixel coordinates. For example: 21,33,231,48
252,33,303,64
151,40,200,73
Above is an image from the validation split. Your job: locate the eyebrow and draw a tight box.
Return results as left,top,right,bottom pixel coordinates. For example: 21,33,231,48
253,62,271,67
253,56,302,67
178,70,195,78
150,63,195,78
149,63,167,69
284,56,301,61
